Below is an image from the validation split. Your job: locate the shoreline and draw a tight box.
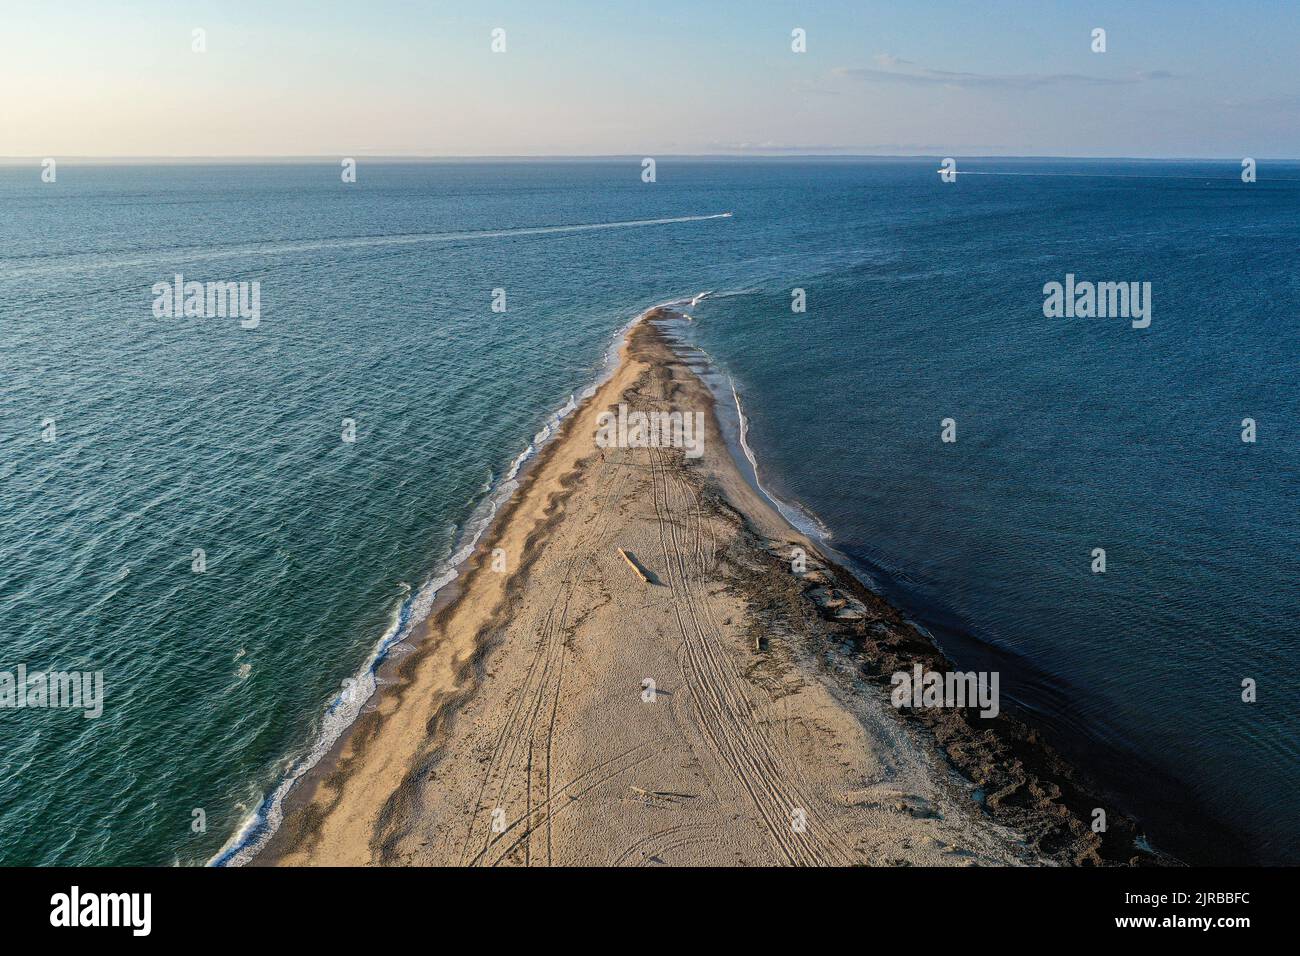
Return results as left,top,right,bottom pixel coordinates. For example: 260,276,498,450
653,318,1215,864
209,302,654,866
250,308,1168,867
654,313,1173,865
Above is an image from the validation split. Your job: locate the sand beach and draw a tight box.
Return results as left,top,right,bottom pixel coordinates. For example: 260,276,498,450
256,309,1156,867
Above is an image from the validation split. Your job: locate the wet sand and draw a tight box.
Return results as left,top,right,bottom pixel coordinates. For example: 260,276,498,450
255,309,1160,867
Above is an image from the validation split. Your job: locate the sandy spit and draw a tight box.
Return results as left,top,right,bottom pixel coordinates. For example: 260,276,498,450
254,309,1160,867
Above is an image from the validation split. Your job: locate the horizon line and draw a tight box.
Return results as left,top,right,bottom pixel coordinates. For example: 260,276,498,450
1,153,1296,165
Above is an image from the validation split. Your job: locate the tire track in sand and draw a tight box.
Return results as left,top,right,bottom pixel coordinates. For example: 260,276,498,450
457,451,629,865
645,425,850,865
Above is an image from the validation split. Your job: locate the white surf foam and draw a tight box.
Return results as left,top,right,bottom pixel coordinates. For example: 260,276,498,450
209,292,712,867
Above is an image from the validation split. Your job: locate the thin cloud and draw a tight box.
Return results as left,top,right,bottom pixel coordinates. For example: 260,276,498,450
835,55,1175,90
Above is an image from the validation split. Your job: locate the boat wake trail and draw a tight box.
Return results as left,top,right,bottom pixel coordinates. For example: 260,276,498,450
3,213,735,277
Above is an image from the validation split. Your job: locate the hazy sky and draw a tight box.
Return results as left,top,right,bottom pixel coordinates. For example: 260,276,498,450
2,0,1297,158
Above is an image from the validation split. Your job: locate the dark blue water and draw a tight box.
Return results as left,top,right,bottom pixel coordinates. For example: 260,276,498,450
676,158,1300,865
1,159,1295,865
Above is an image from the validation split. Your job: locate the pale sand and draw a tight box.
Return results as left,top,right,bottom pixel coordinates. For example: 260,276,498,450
259,312,1048,867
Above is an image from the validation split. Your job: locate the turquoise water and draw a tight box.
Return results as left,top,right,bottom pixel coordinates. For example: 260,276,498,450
0,159,1296,865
